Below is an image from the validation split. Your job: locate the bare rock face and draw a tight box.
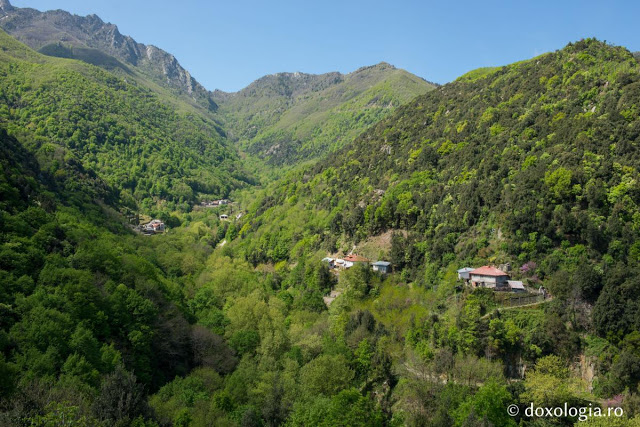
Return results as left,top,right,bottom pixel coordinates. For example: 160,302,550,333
0,0,216,110
0,0,14,12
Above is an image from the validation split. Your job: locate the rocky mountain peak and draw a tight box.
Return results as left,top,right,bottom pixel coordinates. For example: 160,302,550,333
0,2,216,110
0,0,14,13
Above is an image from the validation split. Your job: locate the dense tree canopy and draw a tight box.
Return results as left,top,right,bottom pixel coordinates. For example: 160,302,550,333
2,31,640,426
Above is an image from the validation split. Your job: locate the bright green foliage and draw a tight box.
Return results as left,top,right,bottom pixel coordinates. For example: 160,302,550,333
215,63,435,169
3,26,640,427
0,130,221,423
453,380,516,426
286,388,383,427
521,355,581,408
0,29,253,207
299,354,354,397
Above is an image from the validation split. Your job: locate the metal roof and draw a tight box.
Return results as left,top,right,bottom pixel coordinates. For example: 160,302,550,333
507,280,525,290
372,261,391,266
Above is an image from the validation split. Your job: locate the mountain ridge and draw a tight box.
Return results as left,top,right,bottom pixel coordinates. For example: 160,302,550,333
232,38,640,283
0,0,436,171
2,20,640,425
214,61,437,166
0,28,253,207
0,0,217,110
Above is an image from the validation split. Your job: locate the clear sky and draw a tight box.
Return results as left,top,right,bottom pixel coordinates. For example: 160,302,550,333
11,0,640,92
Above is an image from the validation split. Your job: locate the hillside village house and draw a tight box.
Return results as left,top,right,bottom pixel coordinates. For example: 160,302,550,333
470,266,510,289
201,199,229,208
342,254,370,268
457,267,474,282
321,257,336,269
143,219,165,234
324,255,391,271
372,261,391,274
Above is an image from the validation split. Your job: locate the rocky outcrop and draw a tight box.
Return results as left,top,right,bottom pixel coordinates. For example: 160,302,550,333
0,0,14,12
0,0,216,110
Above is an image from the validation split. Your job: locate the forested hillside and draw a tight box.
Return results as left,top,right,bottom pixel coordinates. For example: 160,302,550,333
0,0,437,173
0,129,228,425
0,29,254,211
0,0,217,111
214,63,435,167
211,38,640,424
0,25,434,426
236,39,640,281
2,16,640,425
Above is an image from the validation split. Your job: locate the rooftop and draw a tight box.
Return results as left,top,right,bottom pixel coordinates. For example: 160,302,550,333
507,280,525,290
344,254,370,262
470,266,509,277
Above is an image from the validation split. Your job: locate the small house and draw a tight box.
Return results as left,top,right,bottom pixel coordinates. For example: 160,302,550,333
457,267,475,282
220,214,229,220
343,254,370,268
470,266,510,289
507,280,526,292
144,219,165,233
372,261,391,274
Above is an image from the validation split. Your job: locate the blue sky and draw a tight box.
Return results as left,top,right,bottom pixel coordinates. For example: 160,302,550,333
11,0,640,92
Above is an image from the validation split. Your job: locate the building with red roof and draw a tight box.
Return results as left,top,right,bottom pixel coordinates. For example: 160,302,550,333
341,254,370,268
470,265,510,289
343,254,369,263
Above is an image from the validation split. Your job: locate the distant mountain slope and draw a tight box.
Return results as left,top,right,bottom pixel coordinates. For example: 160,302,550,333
0,28,252,207
0,0,217,111
214,63,436,165
0,0,435,170
216,40,640,421
233,39,640,288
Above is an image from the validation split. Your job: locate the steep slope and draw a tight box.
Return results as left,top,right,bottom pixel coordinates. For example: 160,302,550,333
209,39,640,420
0,0,217,111
0,0,436,172
234,38,640,297
214,63,436,165
154,39,640,425
0,125,237,425
0,29,252,208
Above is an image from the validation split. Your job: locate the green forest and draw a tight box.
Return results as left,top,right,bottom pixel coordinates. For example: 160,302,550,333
0,30,254,211
1,15,640,427
213,63,435,168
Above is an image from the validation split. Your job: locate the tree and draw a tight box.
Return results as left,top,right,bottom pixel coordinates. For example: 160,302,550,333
92,365,149,424
286,389,383,427
0,354,17,398
453,380,516,427
299,354,354,398
520,355,581,408
191,325,237,374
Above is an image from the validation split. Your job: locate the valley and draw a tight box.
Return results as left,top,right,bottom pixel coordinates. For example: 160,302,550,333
0,1,639,425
